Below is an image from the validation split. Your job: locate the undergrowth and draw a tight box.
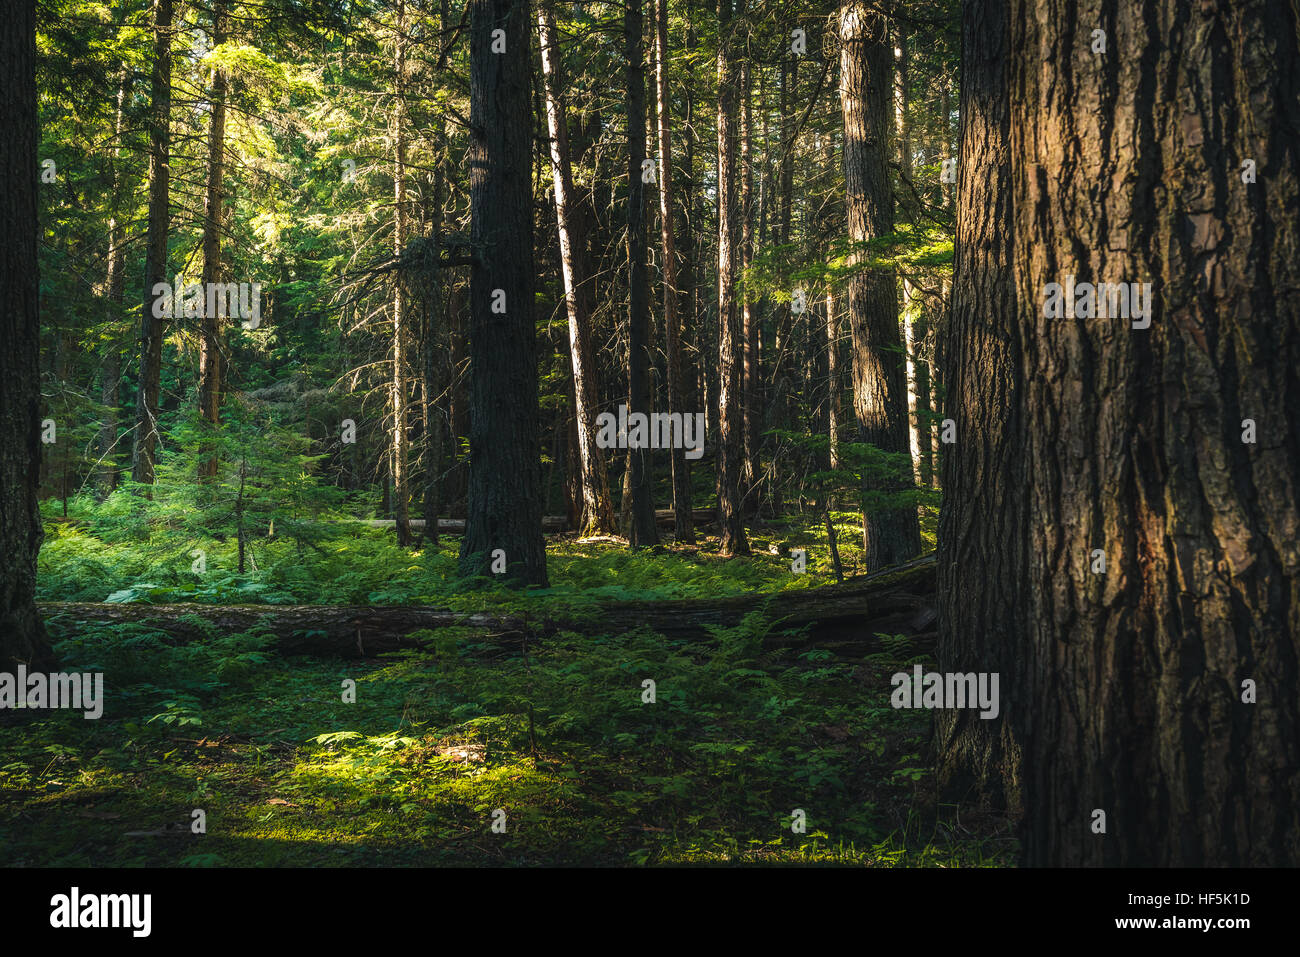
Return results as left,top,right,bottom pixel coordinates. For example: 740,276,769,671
0,612,1011,867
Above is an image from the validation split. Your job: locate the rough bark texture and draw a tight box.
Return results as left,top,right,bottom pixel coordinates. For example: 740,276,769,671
1006,0,1300,867
131,0,173,489
714,0,750,556
839,2,920,571
935,0,1024,815
538,1,616,536
626,0,659,547
458,0,548,585
0,0,54,673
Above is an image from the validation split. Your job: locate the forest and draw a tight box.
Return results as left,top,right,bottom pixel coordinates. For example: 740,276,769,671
1,0,1296,872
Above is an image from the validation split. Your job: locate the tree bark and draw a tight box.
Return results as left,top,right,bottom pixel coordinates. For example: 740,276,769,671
654,0,694,544
197,0,228,482
625,0,659,547
131,0,173,491
537,0,616,536
1012,0,1300,867
826,286,842,470
0,0,54,673
714,0,750,556
838,1,919,571
459,0,548,585
97,70,132,499
390,0,412,546
740,60,759,508
935,0,1024,815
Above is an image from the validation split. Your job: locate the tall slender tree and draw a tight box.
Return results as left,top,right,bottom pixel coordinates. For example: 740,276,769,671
838,0,919,570
625,0,659,546
714,0,749,556
654,0,693,543
197,0,228,481
131,0,173,490
538,0,615,536
97,69,132,497
390,0,412,545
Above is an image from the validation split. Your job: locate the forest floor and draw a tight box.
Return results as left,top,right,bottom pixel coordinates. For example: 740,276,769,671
1,499,1015,866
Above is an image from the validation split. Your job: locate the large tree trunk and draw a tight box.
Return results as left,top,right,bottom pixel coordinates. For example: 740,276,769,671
1014,0,1300,867
131,0,173,491
625,0,659,547
390,0,412,546
654,0,694,544
838,1,919,571
459,0,548,585
537,0,615,536
714,0,749,556
0,0,54,674
197,0,228,482
945,0,1300,867
935,0,1024,815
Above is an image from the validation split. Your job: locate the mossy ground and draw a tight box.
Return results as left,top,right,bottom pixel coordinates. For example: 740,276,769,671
4,504,1013,866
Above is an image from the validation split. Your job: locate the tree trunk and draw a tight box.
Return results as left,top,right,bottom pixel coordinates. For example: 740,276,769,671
838,1,919,571
97,70,132,499
447,280,468,516
390,0,412,546
943,0,1300,867
131,0,173,491
654,0,694,544
714,0,749,556
459,0,548,586
740,60,759,509
826,286,842,470
537,0,615,536
421,0,453,549
1014,0,1300,867
935,0,1024,815
0,0,53,674
625,0,659,547
197,0,227,482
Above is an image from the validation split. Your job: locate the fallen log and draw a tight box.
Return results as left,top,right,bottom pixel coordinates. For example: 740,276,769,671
40,555,936,659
